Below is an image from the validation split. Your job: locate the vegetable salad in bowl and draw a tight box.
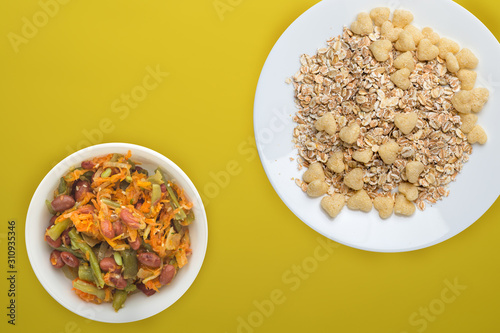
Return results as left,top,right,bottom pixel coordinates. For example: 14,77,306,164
44,151,194,312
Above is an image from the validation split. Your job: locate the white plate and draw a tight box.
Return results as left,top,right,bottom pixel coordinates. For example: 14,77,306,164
26,143,208,322
254,0,500,252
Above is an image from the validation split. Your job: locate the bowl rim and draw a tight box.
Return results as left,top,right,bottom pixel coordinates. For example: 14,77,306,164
25,142,208,322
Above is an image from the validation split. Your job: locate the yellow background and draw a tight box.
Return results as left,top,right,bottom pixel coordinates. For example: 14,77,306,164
1,0,499,332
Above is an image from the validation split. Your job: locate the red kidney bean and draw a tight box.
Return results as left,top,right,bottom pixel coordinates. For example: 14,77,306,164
128,237,141,250
137,252,161,268
113,221,124,236
109,273,127,290
120,209,140,229
50,250,65,268
74,180,90,202
81,160,95,169
45,234,62,248
51,195,75,213
136,282,156,296
100,219,115,239
61,228,71,246
79,205,95,214
100,257,119,272
49,215,57,226
60,252,79,268
159,265,176,285
160,184,167,193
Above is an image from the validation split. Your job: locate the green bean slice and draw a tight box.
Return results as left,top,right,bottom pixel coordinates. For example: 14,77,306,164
110,153,121,162
127,159,136,170
58,177,67,195
97,242,109,262
62,265,78,280
112,290,128,312
143,243,153,252
101,198,121,209
122,249,138,279
147,170,164,185
113,252,123,266
73,279,105,300
101,168,112,178
78,264,95,282
124,283,137,293
80,171,94,182
151,184,161,205
46,200,55,215
172,219,182,233
181,210,195,226
47,218,72,241
119,180,129,191
157,168,186,220
69,229,105,288
55,246,84,259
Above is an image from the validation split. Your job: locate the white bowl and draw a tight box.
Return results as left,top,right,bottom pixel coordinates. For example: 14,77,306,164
25,143,208,323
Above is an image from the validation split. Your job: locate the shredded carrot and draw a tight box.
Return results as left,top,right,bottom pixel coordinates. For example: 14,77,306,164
137,180,152,188
175,249,188,268
93,168,127,187
128,229,138,242
92,153,113,167
64,169,87,182
78,191,95,207
103,272,113,286
74,288,102,304
70,213,102,240
145,278,161,292
104,288,113,302
173,184,194,210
